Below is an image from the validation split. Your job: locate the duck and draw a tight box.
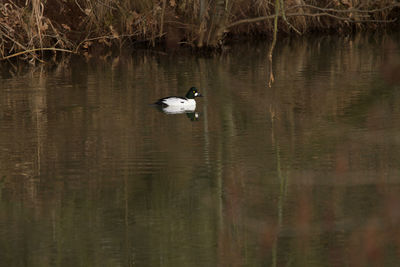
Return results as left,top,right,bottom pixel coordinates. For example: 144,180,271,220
154,87,203,111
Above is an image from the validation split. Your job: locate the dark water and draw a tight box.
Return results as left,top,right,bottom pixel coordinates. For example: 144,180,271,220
1,34,400,266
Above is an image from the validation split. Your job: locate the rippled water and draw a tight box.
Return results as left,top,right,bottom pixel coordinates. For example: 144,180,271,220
1,34,400,266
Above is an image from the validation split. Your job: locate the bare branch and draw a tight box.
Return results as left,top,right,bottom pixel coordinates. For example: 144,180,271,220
279,0,302,34
268,0,280,88
227,15,276,28
1,47,75,60
287,12,397,23
286,3,400,14
227,4,399,29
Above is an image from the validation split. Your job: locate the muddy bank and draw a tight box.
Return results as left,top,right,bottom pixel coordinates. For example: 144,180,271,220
0,0,399,62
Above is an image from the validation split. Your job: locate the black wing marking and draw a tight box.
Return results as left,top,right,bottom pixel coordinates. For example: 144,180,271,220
154,96,187,107
155,98,169,107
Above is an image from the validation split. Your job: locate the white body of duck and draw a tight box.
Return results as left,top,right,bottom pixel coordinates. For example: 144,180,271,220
154,87,203,113
157,97,196,110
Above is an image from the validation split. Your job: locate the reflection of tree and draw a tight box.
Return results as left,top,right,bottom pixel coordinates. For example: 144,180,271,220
270,105,289,267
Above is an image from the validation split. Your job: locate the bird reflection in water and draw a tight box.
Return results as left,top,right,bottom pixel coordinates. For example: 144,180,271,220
154,105,200,121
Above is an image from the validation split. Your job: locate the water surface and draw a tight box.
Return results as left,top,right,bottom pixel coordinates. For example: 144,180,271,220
1,34,400,266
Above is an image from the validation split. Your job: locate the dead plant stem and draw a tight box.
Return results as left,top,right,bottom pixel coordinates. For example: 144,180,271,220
160,0,166,37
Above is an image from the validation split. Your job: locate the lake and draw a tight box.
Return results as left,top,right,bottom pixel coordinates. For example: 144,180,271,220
1,33,400,266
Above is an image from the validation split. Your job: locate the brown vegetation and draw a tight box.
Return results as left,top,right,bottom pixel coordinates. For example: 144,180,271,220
0,0,399,62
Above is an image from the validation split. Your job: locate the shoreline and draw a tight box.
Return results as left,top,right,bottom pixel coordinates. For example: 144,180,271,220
0,1,399,62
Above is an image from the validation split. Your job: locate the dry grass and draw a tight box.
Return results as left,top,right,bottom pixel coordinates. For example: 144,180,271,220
0,0,399,62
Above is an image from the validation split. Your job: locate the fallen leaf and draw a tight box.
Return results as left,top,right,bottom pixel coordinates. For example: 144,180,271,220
83,41,92,49
62,24,71,31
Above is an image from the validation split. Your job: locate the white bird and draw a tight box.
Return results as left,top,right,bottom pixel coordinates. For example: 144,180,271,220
154,87,203,112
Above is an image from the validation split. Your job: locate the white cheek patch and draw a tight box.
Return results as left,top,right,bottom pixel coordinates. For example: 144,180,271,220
194,92,198,96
